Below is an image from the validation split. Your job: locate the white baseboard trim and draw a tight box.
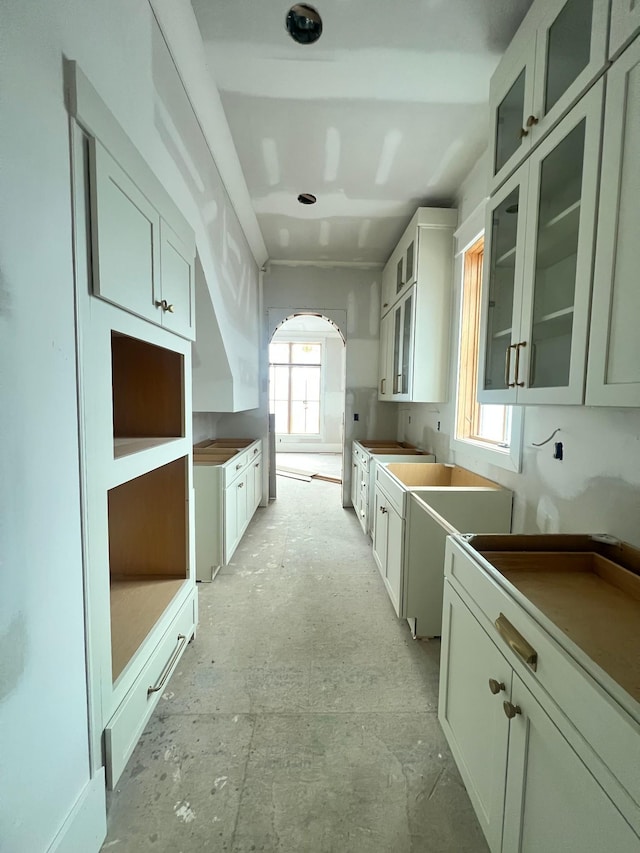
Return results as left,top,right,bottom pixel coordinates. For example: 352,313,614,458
48,770,106,853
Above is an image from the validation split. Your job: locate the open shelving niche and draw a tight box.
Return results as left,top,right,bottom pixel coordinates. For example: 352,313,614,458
109,332,189,684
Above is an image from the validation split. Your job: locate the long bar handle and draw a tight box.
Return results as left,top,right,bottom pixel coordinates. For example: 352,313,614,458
494,613,537,671
514,341,527,387
147,634,187,697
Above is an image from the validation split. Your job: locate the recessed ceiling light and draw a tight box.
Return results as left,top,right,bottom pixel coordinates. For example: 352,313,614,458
298,193,317,205
286,4,323,45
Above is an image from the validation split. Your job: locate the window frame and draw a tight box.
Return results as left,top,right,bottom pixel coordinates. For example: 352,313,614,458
268,339,324,437
450,206,523,473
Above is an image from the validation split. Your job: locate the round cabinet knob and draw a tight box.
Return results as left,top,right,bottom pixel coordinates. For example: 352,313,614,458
380,506,388,514
503,701,522,719
165,302,175,313
155,299,175,313
488,678,506,695
518,127,529,139
526,114,539,128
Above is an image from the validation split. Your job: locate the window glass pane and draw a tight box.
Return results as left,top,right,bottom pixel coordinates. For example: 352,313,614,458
305,402,320,434
477,405,508,443
495,69,525,174
272,365,290,401
274,401,289,433
290,401,306,433
291,343,321,364
269,342,290,364
530,120,585,388
545,0,593,114
484,188,520,392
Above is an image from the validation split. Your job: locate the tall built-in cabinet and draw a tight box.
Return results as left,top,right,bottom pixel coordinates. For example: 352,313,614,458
586,35,640,405
67,63,197,794
480,0,640,408
378,208,457,403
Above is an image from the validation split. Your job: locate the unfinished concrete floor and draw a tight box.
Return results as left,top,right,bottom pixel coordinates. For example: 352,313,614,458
103,476,488,853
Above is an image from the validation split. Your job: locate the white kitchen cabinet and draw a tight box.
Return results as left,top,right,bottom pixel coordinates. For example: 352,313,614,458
89,139,195,340
489,0,610,192
479,82,604,405
610,0,640,58
372,484,404,615
373,463,512,633
440,534,640,852
378,311,394,399
378,208,456,403
586,35,640,406
193,439,263,580
70,75,198,796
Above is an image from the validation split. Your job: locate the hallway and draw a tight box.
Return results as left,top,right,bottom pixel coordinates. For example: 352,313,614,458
103,477,488,852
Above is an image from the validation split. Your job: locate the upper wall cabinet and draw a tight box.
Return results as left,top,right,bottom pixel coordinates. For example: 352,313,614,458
609,0,640,58
378,208,457,403
89,139,195,340
586,35,640,406
489,0,610,193
479,83,604,405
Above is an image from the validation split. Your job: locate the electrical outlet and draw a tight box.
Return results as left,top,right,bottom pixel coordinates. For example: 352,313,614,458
353,413,359,421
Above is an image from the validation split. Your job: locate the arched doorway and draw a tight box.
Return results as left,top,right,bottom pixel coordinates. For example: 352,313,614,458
268,313,346,498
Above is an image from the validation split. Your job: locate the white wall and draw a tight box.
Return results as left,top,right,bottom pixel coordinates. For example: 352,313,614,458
401,153,640,547
0,1,259,848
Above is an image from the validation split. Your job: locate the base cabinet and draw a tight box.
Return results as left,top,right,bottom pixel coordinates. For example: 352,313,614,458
439,538,640,853
194,440,263,580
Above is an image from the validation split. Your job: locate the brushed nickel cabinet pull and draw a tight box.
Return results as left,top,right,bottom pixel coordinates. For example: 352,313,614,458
495,613,537,670
489,678,506,695
238,481,244,488
147,634,186,697
236,462,243,470
380,506,388,514
526,114,539,128
518,127,529,139
155,299,175,313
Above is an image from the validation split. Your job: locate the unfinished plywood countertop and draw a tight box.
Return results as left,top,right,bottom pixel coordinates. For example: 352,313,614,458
468,534,640,708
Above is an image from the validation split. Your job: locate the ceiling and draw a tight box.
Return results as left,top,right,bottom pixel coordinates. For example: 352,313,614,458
191,0,533,266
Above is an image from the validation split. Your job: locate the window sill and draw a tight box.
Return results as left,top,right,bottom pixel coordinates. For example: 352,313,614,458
451,409,523,473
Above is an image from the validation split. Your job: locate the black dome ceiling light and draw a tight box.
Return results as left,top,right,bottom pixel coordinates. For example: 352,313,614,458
286,4,323,45
298,193,317,205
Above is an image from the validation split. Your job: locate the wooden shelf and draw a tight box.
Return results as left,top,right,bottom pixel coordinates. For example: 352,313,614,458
112,332,184,440
110,577,187,681
114,436,183,459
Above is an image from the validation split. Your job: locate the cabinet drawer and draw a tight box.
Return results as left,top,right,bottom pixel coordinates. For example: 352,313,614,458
104,589,196,788
375,465,404,516
223,450,250,486
446,538,640,814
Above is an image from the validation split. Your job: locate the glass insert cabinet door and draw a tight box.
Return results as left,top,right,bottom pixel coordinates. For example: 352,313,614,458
517,82,604,404
478,170,528,405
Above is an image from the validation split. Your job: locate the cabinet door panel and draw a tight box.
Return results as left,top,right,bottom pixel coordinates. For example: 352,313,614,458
478,172,527,404
378,313,393,399
160,221,194,340
610,0,640,58
517,82,603,404
489,30,536,191
532,0,609,142
587,38,640,406
383,506,403,617
438,583,510,853
504,675,640,853
90,139,159,323
372,487,389,580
